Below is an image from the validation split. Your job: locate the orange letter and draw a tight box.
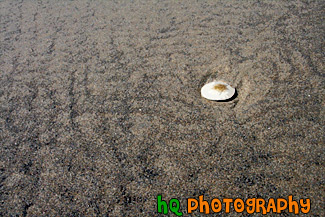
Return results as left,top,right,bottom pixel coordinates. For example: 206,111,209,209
187,198,198,214
199,195,210,214
223,198,233,213
256,199,267,214
234,199,244,213
211,199,222,213
246,198,256,214
277,198,287,213
288,195,299,214
266,198,276,213
300,198,311,214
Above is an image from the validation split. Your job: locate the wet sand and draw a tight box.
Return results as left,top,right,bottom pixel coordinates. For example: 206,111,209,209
0,0,324,216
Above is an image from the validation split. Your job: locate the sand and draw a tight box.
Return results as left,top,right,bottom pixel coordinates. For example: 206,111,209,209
0,0,324,216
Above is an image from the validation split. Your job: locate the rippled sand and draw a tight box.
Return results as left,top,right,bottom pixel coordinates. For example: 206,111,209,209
0,0,324,216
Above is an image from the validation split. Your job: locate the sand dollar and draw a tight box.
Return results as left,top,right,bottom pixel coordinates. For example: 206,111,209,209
201,80,235,101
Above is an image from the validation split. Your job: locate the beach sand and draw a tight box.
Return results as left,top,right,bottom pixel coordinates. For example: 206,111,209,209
0,0,324,216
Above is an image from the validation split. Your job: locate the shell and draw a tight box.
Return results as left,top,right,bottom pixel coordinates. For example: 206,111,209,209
201,80,235,101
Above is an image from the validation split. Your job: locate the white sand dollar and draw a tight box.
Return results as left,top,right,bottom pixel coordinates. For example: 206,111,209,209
201,80,235,101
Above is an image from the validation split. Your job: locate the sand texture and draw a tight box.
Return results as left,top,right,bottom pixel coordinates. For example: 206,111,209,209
0,0,324,216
